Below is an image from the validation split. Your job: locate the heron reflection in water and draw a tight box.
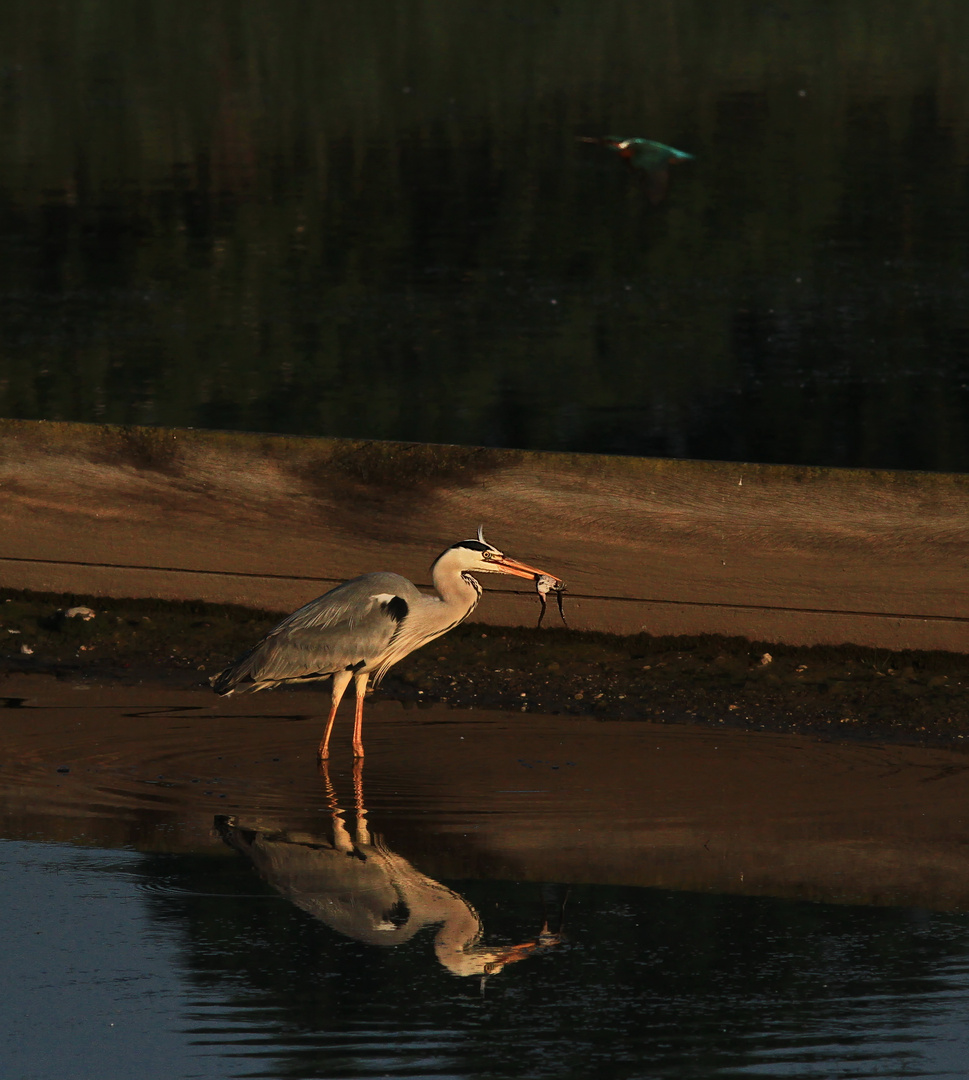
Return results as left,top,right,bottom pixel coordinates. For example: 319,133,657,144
216,763,565,981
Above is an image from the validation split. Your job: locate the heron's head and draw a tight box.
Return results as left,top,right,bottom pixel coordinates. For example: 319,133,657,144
441,932,565,979
434,526,563,584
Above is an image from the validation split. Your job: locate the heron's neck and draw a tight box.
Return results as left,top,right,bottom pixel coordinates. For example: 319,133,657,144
433,903,484,963
431,564,482,616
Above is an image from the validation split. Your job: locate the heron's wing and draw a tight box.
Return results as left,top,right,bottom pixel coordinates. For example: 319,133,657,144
272,573,421,634
212,573,422,692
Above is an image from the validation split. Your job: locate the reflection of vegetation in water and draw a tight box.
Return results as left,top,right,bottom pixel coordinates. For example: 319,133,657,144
2,1,969,467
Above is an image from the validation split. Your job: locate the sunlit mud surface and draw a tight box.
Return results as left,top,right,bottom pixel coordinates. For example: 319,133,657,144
4,678,969,1079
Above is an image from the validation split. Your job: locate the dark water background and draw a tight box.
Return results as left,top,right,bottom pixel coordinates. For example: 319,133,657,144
6,838,969,1080
3,0,969,469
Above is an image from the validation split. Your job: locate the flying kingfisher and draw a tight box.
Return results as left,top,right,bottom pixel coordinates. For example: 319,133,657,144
578,136,694,203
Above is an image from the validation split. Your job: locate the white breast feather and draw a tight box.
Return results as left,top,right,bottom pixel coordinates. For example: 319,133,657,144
372,594,478,684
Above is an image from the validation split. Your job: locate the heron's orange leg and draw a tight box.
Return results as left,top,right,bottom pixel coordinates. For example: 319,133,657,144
351,671,369,758
351,692,366,758
318,701,340,760
319,670,352,760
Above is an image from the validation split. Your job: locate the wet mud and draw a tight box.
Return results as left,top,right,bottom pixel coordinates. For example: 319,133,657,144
1,586,968,747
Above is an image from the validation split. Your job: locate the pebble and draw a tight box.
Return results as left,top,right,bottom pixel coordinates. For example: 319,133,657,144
65,606,96,621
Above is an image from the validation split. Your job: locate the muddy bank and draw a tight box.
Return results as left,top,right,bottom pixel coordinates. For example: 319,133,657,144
1,586,967,747
4,419,969,653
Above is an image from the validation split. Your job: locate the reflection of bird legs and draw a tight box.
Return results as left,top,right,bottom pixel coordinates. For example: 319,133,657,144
352,758,370,848
318,757,372,854
318,758,355,855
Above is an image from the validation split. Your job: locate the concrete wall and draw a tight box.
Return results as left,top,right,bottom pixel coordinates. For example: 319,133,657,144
1,419,967,652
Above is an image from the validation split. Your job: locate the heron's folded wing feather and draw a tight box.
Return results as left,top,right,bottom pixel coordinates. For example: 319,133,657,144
271,573,421,634
232,627,373,683
215,573,421,690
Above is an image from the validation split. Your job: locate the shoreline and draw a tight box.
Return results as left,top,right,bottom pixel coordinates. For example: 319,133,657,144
3,586,967,750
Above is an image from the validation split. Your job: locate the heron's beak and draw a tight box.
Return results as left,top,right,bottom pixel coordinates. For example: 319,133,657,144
490,554,563,584
491,942,540,967
484,933,565,973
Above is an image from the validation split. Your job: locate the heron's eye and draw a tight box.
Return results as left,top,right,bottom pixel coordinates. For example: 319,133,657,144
482,550,501,562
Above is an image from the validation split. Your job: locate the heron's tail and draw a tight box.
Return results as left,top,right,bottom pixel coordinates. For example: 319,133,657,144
209,664,263,695
208,636,273,695
209,668,237,695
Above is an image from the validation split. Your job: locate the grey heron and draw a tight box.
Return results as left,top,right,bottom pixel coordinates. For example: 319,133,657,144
210,529,562,759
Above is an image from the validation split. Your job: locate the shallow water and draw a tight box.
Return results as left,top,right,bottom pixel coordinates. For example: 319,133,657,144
4,681,969,1078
